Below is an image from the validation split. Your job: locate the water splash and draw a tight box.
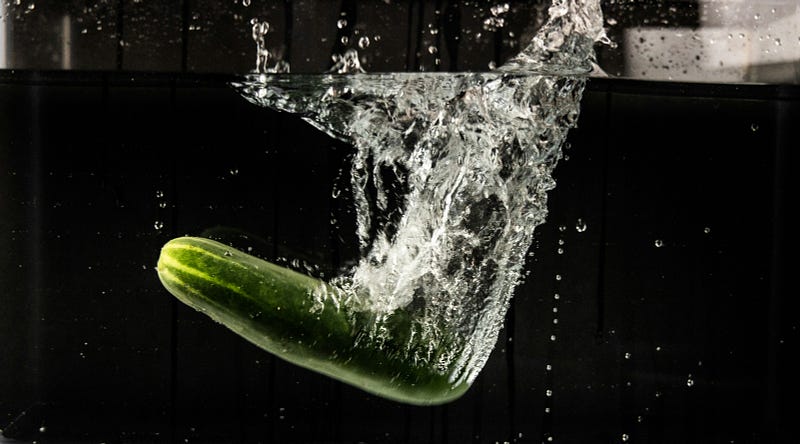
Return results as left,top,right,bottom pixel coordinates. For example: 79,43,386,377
234,0,604,386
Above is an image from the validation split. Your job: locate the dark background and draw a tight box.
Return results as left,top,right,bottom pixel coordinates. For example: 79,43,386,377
1,0,799,442
1,71,797,443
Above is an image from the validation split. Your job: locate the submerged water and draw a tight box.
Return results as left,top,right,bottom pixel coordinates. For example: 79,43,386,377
234,0,605,385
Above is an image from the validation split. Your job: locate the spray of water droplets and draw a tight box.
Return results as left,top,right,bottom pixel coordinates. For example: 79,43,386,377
234,0,605,386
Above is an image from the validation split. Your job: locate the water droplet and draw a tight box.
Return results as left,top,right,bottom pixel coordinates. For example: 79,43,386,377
336,19,348,29
654,239,664,248
154,221,164,230
575,218,587,232
358,36,370,49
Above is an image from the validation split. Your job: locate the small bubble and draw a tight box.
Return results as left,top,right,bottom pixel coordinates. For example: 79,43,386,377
229,168,239,176
553,318,559,324
622,433,630,442
159,202,167,208
358,36,370,49
546,389,553,397
550,334,557,341
687,377,695,387
654,239,664,248
546,364,552,371
754,13,760,20
558,225,567,232
554,293,560,300
224,250,233,257
557,247,564,255
154,221,164,230
544,407,551,413
555,274,562,281
637,415,643,423
340,36,349,45
552,307,558,313
39,426,46,433
242,0,250,6
751,123,759,132
558,239,565,245
427,45,438,55
624,352,631,359
336,19,348,29
575,218,587,232
155,190,164,198
655,346,661,351
704,227,711,234
488,60,497,70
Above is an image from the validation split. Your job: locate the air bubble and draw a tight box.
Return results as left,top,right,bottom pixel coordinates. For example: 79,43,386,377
337,19,348,29
654,239,663,248
358,36,370,49
154,221,164,230
622,433,630,442
546,389,553,397
242,0,250,6
751,123,759,132
624,352,631,359
575,218,587,232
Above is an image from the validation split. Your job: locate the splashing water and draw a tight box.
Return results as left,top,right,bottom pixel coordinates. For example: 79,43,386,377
234,0,604,386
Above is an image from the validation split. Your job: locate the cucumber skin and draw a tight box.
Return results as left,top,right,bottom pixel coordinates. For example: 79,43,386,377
157,236,470,405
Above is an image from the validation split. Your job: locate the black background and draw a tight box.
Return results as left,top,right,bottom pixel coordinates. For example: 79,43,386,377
1,71,798,443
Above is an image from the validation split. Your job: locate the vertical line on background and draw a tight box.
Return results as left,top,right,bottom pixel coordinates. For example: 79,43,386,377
506,301,516,440
115,0,125,70
764,97,787,440
283,0,293,65
181,0,190,72
595,90,611,341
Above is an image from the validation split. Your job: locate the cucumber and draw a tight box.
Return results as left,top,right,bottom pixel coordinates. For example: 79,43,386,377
156,236,470,405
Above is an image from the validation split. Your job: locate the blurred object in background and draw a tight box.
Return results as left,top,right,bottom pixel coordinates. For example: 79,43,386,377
0,0,798,83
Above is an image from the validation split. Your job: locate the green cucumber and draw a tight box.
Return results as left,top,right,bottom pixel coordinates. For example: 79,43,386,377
156,236,469,405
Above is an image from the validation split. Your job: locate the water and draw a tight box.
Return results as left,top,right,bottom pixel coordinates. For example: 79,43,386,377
234,0,604,386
